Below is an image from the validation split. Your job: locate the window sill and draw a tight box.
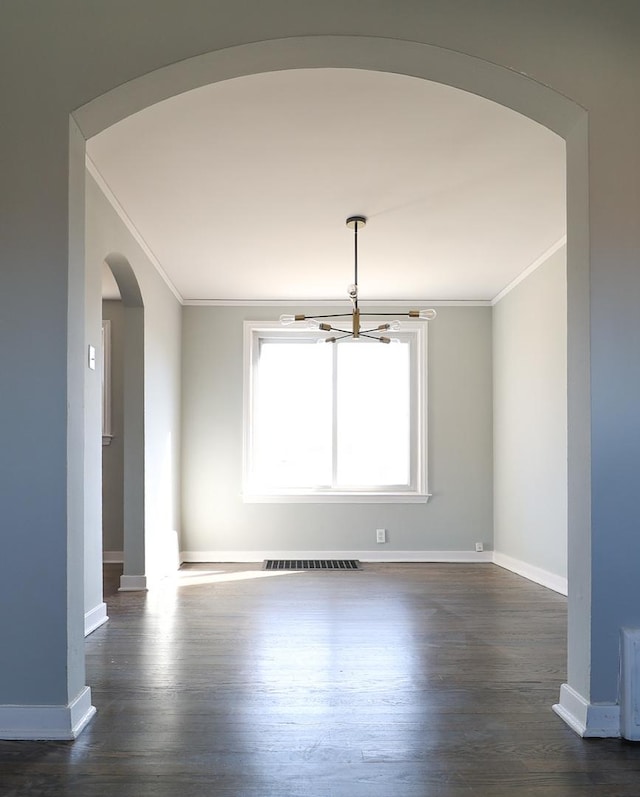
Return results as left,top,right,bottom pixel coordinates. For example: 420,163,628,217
242,492,431,504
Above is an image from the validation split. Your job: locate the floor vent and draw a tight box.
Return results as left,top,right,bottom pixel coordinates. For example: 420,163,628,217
263,559,361,571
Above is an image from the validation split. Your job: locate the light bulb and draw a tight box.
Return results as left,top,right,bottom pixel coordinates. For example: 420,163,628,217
348,284,358,299
390,337,401,344
307,319,320,330
409,309,437,320
280,313,305,325
389,320,401,331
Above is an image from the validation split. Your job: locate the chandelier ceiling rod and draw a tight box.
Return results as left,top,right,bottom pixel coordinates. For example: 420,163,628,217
349,215,364,312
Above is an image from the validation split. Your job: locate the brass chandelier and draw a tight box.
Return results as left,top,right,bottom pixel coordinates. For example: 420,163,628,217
280,216,436,342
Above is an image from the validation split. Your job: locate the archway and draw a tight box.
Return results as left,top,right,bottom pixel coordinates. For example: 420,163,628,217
103,254,147,591
74,35,590,735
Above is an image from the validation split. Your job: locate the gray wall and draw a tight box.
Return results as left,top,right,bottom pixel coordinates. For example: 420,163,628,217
102,300,125,554
493,248,568,583
2,0,640,736
181,305,492,555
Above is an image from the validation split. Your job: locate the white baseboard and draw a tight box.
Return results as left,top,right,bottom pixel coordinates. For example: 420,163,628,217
103,551,124,563
119,574,148,591
553,683,620,738
0,686,96,740
492,551,568,595
84,602,108,636
180,549,494,563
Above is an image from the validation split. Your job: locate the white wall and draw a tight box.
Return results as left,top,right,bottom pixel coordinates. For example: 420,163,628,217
493,247,567,592
85,172,182,587
181,304,492,557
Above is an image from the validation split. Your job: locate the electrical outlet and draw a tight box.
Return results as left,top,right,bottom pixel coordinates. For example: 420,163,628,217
376,528,386,544
475,542,484,552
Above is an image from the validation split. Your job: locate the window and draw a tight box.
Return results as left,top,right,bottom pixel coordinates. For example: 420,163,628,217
243,321,429,502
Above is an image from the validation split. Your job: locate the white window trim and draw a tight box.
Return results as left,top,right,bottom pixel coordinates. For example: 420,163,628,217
242,319,431,503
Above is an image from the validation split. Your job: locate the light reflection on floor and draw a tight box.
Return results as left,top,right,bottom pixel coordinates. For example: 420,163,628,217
144,567,302,617
248,578,418,724
108,564,449,774
173,569,304,587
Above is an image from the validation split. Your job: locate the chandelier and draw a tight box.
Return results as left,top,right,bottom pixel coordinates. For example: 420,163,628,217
280,216,436,342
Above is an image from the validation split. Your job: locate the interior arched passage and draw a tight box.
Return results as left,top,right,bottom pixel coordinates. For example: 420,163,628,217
103,253,147,592
74,35,591,733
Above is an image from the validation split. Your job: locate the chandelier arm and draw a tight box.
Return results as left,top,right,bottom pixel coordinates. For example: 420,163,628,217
360,326,388,335
359,332,390,342
359,312,414,317
326,332,354,342
326,327,352,335
306,313,354,320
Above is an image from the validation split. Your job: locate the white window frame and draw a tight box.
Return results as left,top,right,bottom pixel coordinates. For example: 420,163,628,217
242,320,430,503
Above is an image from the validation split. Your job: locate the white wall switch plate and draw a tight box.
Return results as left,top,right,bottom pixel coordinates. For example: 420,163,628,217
475,542,484,552
376,528,386,544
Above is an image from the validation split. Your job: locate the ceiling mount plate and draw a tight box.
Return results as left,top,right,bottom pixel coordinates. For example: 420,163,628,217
346,215,367,230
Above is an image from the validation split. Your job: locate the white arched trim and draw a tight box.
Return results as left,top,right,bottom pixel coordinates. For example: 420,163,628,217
74,34,594,736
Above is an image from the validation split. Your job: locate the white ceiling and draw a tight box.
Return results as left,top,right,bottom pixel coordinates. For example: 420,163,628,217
89,68,565,304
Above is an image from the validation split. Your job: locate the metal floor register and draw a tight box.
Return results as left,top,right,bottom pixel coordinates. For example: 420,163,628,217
263,559,361,571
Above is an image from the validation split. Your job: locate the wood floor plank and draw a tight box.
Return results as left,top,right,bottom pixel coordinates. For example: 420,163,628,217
1,562,640,796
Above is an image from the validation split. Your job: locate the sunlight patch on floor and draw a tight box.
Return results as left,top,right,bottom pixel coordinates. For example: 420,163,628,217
174,569,303,586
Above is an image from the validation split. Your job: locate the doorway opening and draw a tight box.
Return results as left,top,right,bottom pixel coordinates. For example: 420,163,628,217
102,254,146,592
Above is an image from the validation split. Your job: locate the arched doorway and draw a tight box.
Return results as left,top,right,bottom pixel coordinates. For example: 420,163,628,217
103,254,146,591
75,35,590,735
85,255,147,635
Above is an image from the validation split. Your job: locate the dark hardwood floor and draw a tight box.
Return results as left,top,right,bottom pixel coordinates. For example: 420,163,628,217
1,563,640,796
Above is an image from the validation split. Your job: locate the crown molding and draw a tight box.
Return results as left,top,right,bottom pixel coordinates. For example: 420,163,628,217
183,298,492,307
86,155,184,304
491,235,567,306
